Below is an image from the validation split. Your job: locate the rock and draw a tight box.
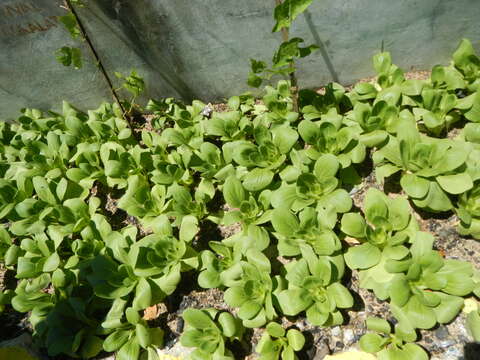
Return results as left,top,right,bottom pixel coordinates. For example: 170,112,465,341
0,333,41,360
313,339,330,359
444,346,463,359
331,326,342,337
434,326,450,341
343,329,355,345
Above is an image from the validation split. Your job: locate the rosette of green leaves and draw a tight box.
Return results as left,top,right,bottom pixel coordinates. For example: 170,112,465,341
160,100,206,150
199,223,270,289
167,183,212,225
11,229,71,283
148,141,202,188
146,97,186,129
276,244,352,326
299,83,349,121
3,124,77,198
270,154,352,217
223,249,278,327
258,81,300,125
85,102,133,142
189,142,229,181
35,297,107,359
298,113,365,167
271,207,342,257
180,308,244,360
7,177,95,237
359,317,428,360
222,223,271,255
374,117,473,212
342,189,412,266
103,299,164,360
0,179,26,222
429,62,467,93
8,215,109,313
198,241,242,289
452,38,480,90
344,100,397,147
222,175,273,227
4,118,73,182
117,174,168,229
341,189,417,297
10,251,106,360
65,103,135,189
370,52,405,106
88,224,198,310
66,141,104,190
346,81,378,104
223,124,298,192
386,233,475,329
205,109,253,141
456,183,480,239
411,87,460,135
98,142,141,189
255,322,305,360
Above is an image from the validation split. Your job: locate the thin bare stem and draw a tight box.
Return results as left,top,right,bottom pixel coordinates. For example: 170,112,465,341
63,0,132,127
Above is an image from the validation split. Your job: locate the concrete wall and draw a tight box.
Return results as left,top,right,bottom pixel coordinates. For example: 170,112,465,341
1,0,480,119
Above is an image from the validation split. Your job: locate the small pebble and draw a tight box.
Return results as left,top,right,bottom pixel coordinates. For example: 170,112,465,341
434,326,449,340
331,326,342,337
343,328,355,345
313,339,330,360
438,339,456,348
444,346,463,359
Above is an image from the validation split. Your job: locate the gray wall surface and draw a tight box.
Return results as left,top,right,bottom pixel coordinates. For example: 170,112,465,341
0,0,112,119
1,0,480,120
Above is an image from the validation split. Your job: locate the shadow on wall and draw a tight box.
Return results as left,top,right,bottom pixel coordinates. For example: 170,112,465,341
88,0,195,101
303,9,339,83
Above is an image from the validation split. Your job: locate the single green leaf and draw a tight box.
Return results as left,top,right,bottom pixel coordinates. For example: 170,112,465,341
359,333,384,353
366,317,391,334
341,213,367,238
180,215,199,242
223,176,245,208
286,329,305,351
437,173,474,195
344,243,382,270
242,168,274,192
183,309,214,329
266,322,285,338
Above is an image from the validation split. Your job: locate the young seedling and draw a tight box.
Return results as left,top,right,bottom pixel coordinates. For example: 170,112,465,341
359,317,428,360
256,322,305,360
276,244,353,326
180,308,244,360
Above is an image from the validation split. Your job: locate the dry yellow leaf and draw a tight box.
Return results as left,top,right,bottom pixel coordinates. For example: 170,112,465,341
463,298,479,314
143,304,158,320
344,236,361,245
324,350,377,360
